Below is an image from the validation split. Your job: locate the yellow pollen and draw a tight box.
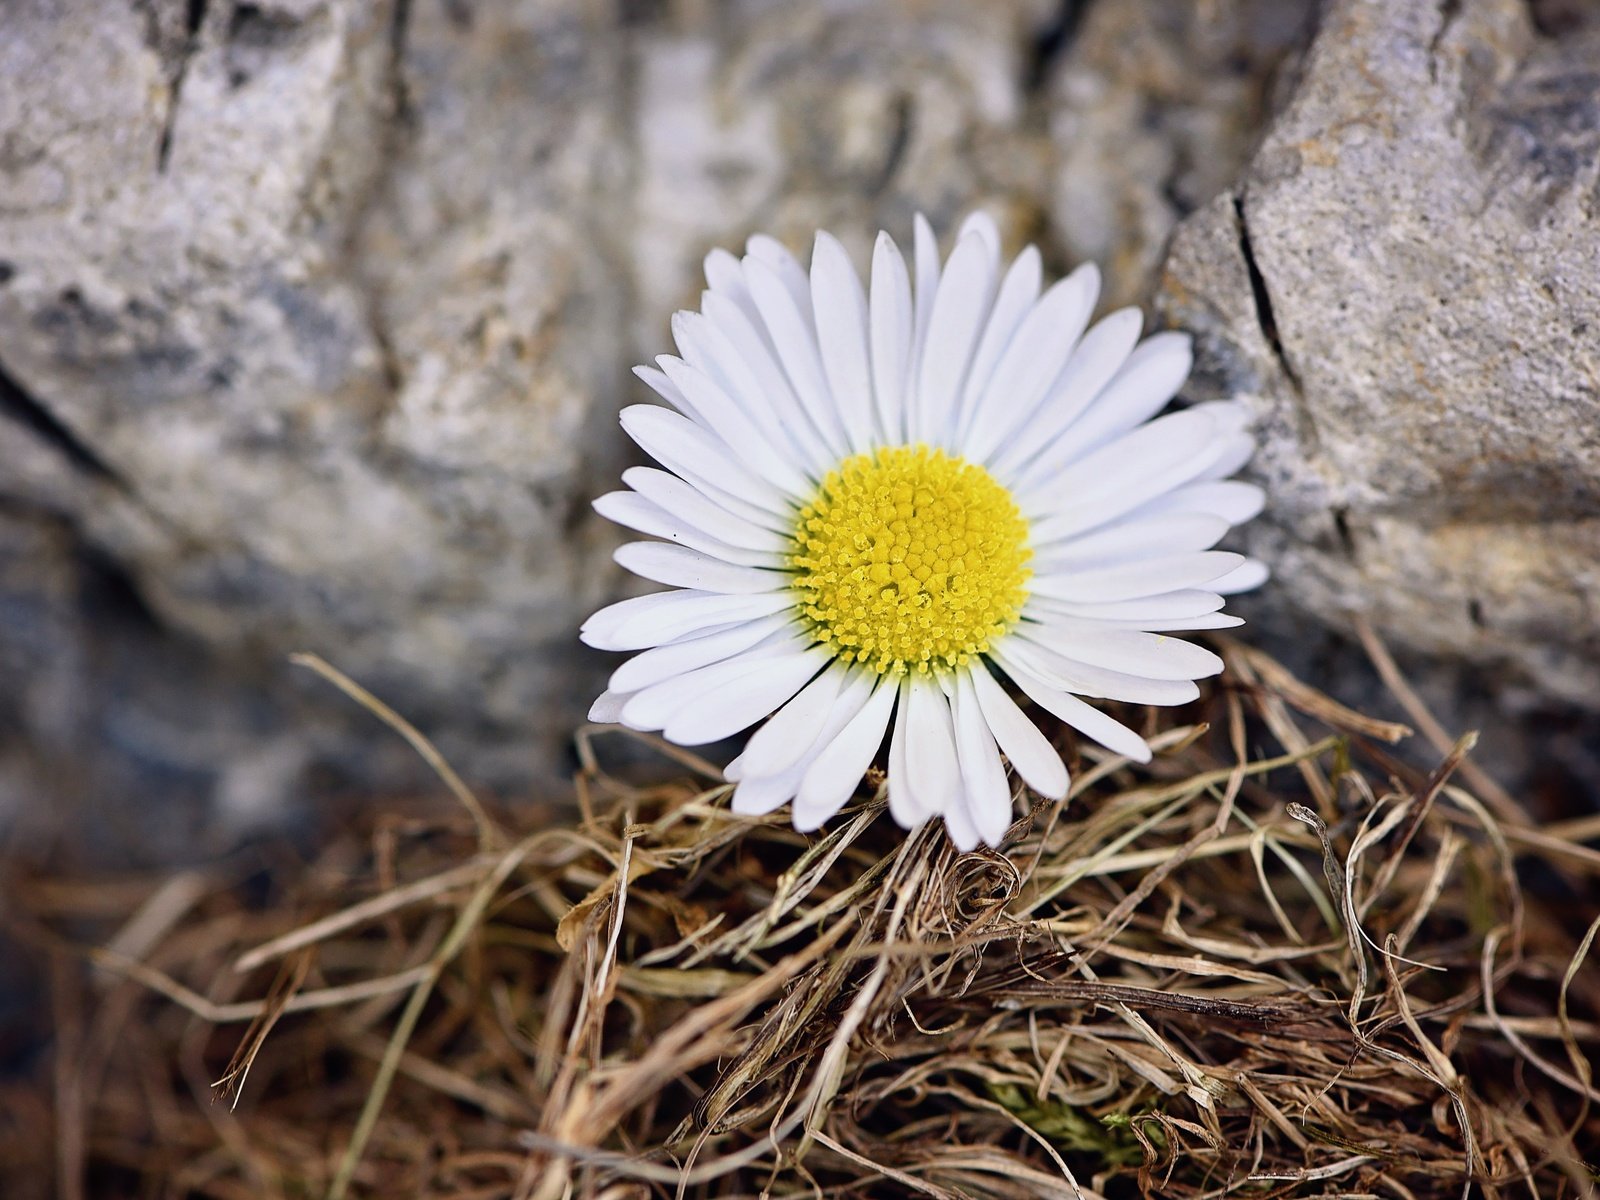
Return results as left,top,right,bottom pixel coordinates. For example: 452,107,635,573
789,445,1032,676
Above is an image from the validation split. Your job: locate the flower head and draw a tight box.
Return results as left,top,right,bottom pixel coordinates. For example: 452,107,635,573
583,213,1265,849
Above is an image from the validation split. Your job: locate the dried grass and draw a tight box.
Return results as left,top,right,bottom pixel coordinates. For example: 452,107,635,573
4,638,1599,1199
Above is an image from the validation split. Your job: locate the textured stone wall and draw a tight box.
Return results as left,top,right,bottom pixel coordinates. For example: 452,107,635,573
2,0,1595,858
1160,0,1600,712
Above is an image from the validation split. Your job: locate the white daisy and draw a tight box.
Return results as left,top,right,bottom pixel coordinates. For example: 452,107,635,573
583,212,1266,850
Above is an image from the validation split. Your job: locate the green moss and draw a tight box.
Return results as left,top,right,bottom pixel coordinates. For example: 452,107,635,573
985,1083,1166,1166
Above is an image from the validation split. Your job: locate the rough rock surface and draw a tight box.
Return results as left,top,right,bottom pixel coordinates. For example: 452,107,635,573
5,0,1594,856
1046,0,1314,307
1,0,1303,856
1158,0,1600,713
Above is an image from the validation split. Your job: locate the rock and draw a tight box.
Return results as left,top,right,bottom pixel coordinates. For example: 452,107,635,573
3,0,1309,856
621,0,1060,317
32,0,1574,856
0,504,343,865
1159,0,1600,712
1045,0,1316,308
0,0,630,849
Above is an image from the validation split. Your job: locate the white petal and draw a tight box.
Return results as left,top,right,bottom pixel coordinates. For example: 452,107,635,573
1102,612,1244,632
703,246,755,317
1031,513,1230,568
958,245,1043,440
634,362,702,423
1032,331,1192,466
1025,589,1225,622
670,312,825,480
615,542,788,595
593,492,786,568
952,671,1014,846
1195,432,1255,482
792,675,898,830
869,231,914,444
735,662,848,780
994,640,1200,707
1211,558,1269,594
885,679,919,828
810,232,876,454
990,306,1140,480
620,467,790,551
898,674,959,826
968,265,1100,464
956,210,1002,258
743,677,877,830
731,772,803,817
1188,398,1253,434
744,257,847,454
582,589,794,651
588,689,632,723
967,665,1069,800
620,405,794,520
1015,627,1223,682
663,648,829,745
940,780,982,852
1132,480,1265,526
608,615,790,693
657,355,813,498
910,213,941,400
916,232,997,447
581,591,687,647
700,291,835,473
746,234,814,327
1022,413,1241,540
1030,422,1254,531
621,635,806,730
997,658,1153,763
1029,552,1244,603
1022,407,1215,518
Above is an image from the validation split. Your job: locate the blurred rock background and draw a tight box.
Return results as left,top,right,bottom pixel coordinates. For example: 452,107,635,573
1,0,1596,864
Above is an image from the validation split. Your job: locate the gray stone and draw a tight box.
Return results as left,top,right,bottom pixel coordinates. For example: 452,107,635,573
19,0,1589,856
1046,0,1315,308
9,0,1298,853
0,504,348,864
1,0,632,845
1159,0,1600,712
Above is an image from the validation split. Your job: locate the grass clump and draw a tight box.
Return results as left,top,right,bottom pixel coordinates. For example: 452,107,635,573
4,638,1599,1199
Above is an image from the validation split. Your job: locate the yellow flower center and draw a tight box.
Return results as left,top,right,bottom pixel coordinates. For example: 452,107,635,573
790,445,1032,675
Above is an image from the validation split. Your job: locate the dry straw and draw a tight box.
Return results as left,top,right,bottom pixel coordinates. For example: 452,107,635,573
5,636,1599,1199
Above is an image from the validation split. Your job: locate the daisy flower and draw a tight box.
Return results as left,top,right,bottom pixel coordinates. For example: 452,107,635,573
582,213,1265,850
